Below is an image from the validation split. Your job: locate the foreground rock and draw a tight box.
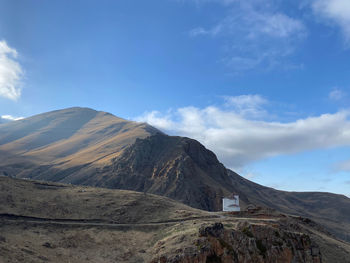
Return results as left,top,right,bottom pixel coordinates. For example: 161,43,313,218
152,222,323,263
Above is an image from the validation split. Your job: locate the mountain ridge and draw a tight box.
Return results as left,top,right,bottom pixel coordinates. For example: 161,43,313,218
0,107,159,176
0,107,349,242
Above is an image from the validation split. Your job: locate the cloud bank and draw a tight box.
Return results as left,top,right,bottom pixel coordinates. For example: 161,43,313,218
1,115,23,121
188,1,306,71
334,159,350,172
329,88,345,101
137,95,350,169
0,114,23,124
0,40,23,100
312,0,350,44
186,0,350,70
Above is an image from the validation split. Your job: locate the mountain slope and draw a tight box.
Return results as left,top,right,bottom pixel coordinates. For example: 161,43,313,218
0,107,159,178
226,169,350,242
88,133,350,242
0,107,349,242
1,176,349,263
80,134,233,211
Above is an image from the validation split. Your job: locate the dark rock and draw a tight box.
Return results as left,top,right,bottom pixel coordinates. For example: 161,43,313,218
199,223,224,238
42,242,54,248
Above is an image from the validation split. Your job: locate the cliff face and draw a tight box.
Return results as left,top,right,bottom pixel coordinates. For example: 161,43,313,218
88,134,235,211
151,222,322,263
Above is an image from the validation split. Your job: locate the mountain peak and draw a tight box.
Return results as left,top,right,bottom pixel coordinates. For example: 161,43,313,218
0,107,159,170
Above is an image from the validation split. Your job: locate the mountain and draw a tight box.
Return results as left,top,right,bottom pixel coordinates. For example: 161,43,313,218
0,107,349,243
0,117,11,124
87,133,350,242
1,176,350,263
0,107,159,179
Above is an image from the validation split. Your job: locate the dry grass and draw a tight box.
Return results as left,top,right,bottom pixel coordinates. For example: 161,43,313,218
1,176,349,263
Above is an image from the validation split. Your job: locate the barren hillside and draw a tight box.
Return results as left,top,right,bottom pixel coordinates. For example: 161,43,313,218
1,176,349,263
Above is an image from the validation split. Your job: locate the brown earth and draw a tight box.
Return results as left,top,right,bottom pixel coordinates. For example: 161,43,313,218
1,176,350,263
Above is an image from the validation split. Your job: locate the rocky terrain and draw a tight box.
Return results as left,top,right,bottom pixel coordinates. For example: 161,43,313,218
1,176,350,263
0,107,349,243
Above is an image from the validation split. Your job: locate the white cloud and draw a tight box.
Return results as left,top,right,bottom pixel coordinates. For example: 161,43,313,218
223,56,262,71
1,115,24,121
335,160,350,171
244,172,257,179
224,94,268,118
224,94,267,109
136,95,350,169
191,6,306,39
256,13,306,39
137,111,174,130
189,2,306,71
189,25,222,37
329,88,345,100
181,0,237,6
312,0,350,43
0,40,23,100
0,114,23,124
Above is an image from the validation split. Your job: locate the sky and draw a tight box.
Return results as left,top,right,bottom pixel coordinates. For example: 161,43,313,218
1,0,350,196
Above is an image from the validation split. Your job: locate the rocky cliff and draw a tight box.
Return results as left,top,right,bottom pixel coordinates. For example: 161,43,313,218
152,222,323,263
86,133,234,211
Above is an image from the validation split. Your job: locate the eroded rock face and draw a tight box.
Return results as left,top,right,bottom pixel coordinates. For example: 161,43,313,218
93,134,233,211
151,222,322,263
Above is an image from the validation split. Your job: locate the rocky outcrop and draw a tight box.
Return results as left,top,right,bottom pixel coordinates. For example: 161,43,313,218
151,222,322,263
89,134,235,211
83,134,350,243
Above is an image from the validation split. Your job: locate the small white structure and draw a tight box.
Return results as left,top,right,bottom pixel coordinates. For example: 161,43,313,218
223,194,240,212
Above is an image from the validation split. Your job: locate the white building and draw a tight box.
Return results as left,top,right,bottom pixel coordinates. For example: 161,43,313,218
222,194,240,212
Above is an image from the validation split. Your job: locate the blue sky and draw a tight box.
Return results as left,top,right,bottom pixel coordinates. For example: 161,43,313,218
1,0,350,196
